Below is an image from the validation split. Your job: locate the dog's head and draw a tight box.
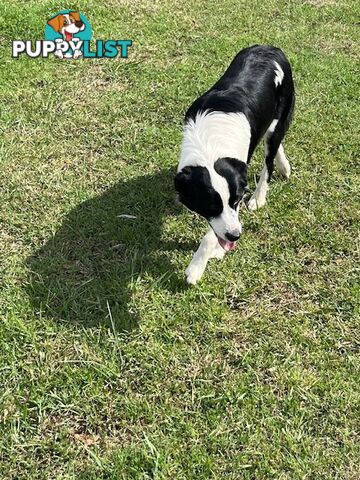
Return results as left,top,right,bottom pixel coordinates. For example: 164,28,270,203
47,11,85,41
174,158,248,251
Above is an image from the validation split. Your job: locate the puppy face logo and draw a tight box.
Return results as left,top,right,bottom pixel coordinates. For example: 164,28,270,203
47,12,85,41
12,11,132,60
45,10,92,59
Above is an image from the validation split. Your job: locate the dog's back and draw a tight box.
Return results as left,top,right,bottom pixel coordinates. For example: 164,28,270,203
185,45,295,159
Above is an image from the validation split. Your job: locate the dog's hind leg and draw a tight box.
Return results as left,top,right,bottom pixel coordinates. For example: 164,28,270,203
262,120,291,178
265,120,291,179
185,228,224,285
248,85,294,211
247,118,289,210
273,92,295,180
247,127,281,210
275,143,291,179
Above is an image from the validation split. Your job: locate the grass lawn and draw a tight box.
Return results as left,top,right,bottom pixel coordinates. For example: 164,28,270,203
1,0,359,478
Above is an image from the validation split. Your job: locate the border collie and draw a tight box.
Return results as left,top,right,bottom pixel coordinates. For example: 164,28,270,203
175,45,295,284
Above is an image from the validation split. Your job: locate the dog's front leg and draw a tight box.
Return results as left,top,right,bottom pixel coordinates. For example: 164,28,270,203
71,39,83,59
185,228,224,285
53,39,65,59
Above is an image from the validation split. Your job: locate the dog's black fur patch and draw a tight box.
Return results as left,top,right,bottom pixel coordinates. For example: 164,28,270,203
174,166,223,219
174,158,248,218
214,157,248,209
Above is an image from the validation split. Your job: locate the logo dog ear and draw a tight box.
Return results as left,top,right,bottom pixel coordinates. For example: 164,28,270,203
69,11,81,22
47,14,62,32
174,167,192,192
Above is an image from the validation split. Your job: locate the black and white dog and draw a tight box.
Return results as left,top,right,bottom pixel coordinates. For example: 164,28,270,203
175,45,295,284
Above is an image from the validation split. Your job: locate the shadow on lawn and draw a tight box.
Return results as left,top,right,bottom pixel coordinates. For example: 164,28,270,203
26,168,191,331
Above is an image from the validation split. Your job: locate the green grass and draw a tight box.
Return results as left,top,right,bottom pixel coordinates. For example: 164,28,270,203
0,0,359,478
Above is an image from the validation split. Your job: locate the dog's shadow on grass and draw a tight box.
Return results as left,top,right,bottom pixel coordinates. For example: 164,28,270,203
26,168,191,331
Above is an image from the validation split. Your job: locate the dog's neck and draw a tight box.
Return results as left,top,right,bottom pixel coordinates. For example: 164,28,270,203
179,110,251,171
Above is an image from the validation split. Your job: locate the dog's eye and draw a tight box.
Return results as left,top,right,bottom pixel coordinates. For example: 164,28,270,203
70,18,75,23
63,20,68,25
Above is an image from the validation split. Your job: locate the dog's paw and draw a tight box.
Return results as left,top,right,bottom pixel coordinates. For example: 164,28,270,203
247,195,266,211
277,161,291,179
73,50,83,59
185,262,205,285
55,50,64,59
275,150,291,179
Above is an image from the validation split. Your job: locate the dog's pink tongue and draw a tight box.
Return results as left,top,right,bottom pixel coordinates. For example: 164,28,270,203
65,31,72,41
217,236,237,252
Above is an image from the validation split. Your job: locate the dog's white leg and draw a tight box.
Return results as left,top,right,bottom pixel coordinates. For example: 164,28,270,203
211,240,226,260
73,49,83,59
247,165,268,210
185,228,223,285
275,143,291,179
71,39,83,60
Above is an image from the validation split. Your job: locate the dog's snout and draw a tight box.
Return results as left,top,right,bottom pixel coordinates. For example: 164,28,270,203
225,230,241,242
75,20,83,28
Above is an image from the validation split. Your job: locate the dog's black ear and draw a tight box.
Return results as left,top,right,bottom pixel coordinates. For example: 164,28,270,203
235,160,247,177
174,166,192,192
233,161,248,189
